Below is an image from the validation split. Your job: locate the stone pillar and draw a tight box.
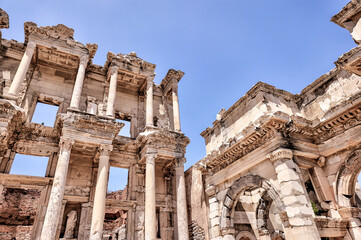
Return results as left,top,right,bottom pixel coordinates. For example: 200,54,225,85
205,185,221,239
40,138,74,240
175,158,189,240
172,85,181,132
106,66,118,117
145,153,157,240
90,144,113,240
69,55,89,110
146,77,154,127
78,202,92,240
269,149,320,240
7,41,36,96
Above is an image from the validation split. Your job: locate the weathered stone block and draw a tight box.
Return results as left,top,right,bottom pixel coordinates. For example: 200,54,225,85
280,181,304,196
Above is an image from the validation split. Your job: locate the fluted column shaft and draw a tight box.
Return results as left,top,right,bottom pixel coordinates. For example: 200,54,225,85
106,66,118,116
146,77,154,127
8,41,36,96
145,154,157,240
172,86,181,131
175,158,189,240
90,145,113,240
69,55,88,109
40,138,74,240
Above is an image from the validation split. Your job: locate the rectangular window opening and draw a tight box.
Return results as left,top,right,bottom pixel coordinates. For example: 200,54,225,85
115,118,131,138
10,154,49,177
31,102,59,127
107,167,129,200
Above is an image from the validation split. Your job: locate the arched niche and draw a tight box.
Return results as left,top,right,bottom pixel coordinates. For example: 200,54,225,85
335,149,361,207
235,231,257,240
220,175,287,236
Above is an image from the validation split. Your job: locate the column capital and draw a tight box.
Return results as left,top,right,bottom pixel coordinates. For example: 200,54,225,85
59,138,74,151
145,153,157,165
146,74,155,87
99,144,113,157
27,41,37,50
171,82,178,93
79,55,89,65
175,157,186,168
109,65,118,75
268,148,293,162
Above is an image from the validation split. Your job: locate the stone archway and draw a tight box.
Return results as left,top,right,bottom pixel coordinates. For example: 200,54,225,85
220,175,287,237
235,231,257,240
335,149,361,207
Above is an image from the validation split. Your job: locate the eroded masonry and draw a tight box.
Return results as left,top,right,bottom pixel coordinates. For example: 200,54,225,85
2,1,361,240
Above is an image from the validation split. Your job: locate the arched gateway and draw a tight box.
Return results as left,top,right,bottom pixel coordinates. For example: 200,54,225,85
220,175,287,238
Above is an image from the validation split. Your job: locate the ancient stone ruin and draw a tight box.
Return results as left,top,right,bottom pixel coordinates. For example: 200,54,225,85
1,0,361,239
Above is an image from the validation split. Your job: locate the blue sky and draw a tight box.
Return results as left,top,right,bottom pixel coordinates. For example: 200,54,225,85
3,0,360,189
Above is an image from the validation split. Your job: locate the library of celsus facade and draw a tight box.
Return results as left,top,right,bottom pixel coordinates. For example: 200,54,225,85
0,7,189,240
2,0,361,240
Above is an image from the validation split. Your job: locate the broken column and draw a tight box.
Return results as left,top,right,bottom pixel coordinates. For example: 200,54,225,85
106,66,118,117
145,76,154,127
144,153,157,240
7,41,36,97
175,157,189,240
269,149,320,240
40,138,74,240
90,144,113,240
69,55,88,110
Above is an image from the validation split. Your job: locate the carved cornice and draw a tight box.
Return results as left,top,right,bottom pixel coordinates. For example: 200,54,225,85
137,129,190,154
331,0,361,28
160,69,184,94
201,82,300,138
105,51,156,76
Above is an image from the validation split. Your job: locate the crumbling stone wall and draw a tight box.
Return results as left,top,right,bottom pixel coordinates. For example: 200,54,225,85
0,188,41,239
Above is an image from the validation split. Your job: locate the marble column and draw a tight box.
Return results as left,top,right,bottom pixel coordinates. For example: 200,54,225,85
269,149,320,240
106,66,118,117
145,153,157,240
172,85,181,132
8,41,36,96
146,76,154,127
90,144,113,240
69,55,89,110
175,158,189,240
40,138,74,240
